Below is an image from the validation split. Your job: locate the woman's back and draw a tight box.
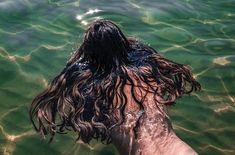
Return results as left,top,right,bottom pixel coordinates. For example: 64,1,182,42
111,77,198,155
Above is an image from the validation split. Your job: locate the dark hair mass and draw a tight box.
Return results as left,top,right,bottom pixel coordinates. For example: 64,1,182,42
29,19,201,144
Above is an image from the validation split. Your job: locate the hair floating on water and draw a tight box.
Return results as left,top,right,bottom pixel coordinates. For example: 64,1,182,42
29,19,201,144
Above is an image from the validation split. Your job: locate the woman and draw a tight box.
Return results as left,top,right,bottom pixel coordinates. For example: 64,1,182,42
29,19,201,155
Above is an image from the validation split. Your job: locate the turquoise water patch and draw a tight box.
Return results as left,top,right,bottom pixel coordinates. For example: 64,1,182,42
157,27,194,44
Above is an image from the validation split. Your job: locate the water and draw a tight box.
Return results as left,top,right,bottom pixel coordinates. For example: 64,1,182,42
0,0,234,154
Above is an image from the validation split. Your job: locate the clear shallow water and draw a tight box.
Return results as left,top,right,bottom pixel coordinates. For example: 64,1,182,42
0,0,234,154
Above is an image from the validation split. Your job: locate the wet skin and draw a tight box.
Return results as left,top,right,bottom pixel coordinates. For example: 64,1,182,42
111,69,198,155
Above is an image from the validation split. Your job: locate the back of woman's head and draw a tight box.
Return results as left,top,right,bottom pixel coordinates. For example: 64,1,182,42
29,19,200,145
68,19,130,70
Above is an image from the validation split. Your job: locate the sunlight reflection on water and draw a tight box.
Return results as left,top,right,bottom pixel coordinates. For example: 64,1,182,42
0,0,235,155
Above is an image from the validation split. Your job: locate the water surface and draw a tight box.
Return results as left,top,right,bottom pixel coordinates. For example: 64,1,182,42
0,0,235,155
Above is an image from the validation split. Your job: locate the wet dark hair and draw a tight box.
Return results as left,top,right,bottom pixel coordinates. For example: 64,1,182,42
29,19,201,144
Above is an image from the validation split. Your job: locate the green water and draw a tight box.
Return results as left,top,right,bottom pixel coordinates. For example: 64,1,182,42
0,0,234,154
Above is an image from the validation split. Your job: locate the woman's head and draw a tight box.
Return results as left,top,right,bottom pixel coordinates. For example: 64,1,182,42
29,19,200,145
68,19,130,70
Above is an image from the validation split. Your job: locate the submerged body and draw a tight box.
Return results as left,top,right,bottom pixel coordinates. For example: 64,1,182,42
29,20,201,155
109,51,198,154
69,43,199,154
111,82,198,155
